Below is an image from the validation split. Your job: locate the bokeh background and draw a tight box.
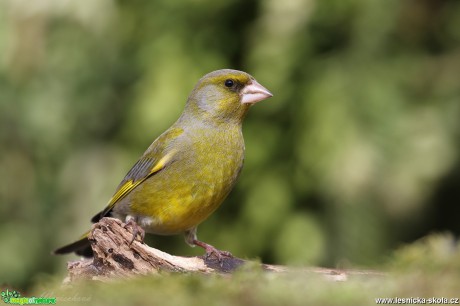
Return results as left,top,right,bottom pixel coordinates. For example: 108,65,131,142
1,0,459,290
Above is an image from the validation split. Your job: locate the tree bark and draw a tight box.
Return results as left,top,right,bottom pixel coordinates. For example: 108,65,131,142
63,217,384,283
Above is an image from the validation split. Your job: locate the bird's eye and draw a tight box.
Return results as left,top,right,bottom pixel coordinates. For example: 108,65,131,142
224,79,234,88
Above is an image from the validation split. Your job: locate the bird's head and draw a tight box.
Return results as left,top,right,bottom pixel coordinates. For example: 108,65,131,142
184,69,273,125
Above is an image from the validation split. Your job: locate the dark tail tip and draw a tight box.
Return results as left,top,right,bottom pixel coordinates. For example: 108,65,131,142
53,237,93,257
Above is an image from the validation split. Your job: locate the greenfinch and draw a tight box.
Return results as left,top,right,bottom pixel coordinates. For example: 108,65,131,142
54,69,273,259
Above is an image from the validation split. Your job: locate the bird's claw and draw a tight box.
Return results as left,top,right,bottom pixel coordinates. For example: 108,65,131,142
123,219,145,245
192,239,232,265
205,247,233,263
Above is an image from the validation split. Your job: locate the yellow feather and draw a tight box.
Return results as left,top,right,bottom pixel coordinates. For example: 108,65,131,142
106,150,176,209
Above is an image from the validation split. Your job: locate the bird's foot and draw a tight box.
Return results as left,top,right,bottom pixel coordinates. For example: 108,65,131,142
123,218,145,245
193,239,233,263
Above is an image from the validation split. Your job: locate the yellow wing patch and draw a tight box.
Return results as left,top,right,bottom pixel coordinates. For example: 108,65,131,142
106,150,176,210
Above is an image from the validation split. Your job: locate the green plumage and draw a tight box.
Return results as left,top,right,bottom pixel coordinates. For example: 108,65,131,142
54,69,272,257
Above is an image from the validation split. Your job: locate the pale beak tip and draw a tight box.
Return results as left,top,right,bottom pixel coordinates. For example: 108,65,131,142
241,80,273,104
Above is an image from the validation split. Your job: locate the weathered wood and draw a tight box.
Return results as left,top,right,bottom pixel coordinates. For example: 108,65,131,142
64,217,384,283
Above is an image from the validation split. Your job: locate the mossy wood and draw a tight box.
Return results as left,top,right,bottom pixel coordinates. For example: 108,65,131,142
63,217,384,283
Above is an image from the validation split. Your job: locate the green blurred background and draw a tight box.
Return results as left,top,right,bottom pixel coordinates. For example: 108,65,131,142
1,0,459,290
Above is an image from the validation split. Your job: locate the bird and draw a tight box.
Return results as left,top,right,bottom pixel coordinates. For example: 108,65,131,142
53,69,273,260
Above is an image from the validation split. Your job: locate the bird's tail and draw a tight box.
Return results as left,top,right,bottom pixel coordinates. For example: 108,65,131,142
53,231,93,257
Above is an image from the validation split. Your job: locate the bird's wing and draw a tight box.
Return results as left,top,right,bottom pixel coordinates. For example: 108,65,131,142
91,127,183,222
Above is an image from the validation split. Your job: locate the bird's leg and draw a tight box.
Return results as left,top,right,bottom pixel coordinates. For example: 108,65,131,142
193,239,233,261
124,216,145,245
184,227,232,262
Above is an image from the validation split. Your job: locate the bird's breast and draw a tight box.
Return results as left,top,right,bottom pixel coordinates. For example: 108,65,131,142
126,125,245,235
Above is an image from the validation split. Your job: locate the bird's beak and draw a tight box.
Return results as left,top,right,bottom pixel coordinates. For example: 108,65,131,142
241,80,273,104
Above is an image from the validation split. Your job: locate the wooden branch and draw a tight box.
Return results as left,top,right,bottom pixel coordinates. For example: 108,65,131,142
64,217,384,283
